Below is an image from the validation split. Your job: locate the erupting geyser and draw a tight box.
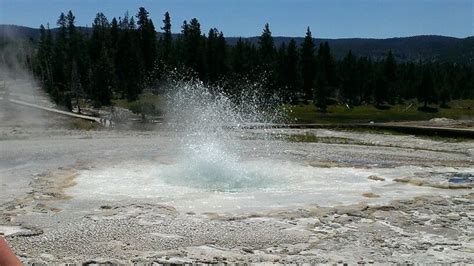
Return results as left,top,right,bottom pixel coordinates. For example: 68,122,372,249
161,79,285,191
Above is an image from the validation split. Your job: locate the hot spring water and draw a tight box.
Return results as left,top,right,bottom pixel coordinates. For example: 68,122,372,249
69,81,470,212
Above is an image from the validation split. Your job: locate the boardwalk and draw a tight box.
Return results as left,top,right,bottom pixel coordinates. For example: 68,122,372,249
1,96,112,127
242,122,474,138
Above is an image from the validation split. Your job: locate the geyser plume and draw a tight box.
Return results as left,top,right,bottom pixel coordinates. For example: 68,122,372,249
0,30,55,128
162,78,285,191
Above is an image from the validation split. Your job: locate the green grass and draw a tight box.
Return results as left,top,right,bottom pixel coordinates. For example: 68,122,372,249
112,93,164,110
416,134,473,143
283,133,352,144
68,118,102,130
287,100,474,124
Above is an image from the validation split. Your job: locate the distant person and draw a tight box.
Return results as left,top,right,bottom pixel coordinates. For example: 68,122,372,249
0,236,22,266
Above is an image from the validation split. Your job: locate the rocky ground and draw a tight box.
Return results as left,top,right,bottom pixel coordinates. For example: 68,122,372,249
1,103,473,264
2,190,473,264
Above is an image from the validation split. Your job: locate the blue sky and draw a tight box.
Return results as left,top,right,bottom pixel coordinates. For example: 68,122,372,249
0,0,472,38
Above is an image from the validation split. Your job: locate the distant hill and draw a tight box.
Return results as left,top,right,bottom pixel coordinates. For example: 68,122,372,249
2,24,473,64
0,24,92,39
227,36,474,64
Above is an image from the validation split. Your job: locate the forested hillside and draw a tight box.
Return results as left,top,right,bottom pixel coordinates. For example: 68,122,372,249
1,8,473,111
2,24,473,64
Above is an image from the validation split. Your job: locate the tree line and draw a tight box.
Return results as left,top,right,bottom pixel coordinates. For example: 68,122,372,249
32,8,473,111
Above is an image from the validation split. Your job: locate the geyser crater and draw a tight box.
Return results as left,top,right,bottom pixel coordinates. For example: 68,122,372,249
68,80,472,213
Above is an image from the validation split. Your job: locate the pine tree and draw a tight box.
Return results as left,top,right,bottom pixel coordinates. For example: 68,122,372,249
71,60,84,112
438,72,451,108
37,24,53,85
48,10,82,110
206,28,227,82
90,12,115,104
181,18,205,78
110,18,120,45
285,39,299,102
383,50,397,103
66,11,77,49
136,7,157,74
258,23,274,67
51,12,69,106
231,38,246,75
301,27,315,101
401,62,417,99
160,12,173,64
181,20,189,37
116,12,143,100
374,71,387,106
340,50,357,105
109,17,120,71
90,13,110,62
65,11,78,80
321,42,336,86
258,23,277,95
174,20,188,66
418,67,435,108
356,56,373,104
91,48,114,106
314,42,335,111
275,42,287,96
216,31,228,77
206,28,219,82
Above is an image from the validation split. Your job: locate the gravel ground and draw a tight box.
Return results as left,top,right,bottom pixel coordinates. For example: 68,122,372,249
1,103,473,264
